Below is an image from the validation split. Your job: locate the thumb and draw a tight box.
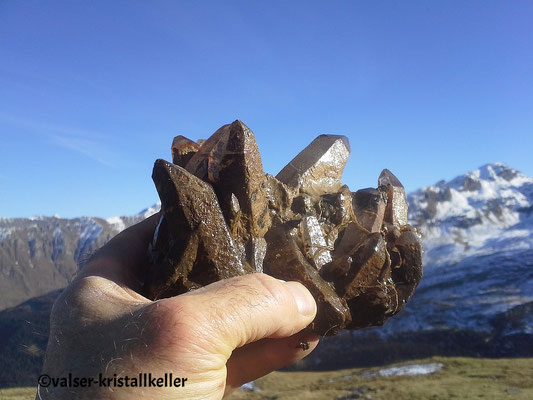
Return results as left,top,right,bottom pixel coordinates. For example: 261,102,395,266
174,273,317,356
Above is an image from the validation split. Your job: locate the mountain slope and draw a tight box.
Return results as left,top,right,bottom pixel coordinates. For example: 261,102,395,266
0,206,159,310
409,162,533,265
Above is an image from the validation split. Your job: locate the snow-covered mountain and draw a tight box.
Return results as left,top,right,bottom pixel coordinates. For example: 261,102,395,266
0,204,160,310
409,162,533,266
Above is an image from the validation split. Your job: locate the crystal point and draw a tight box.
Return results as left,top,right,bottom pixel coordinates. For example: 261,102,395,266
276,135,350,193
145,159,245,299
171,135,200,167
378,169,408,226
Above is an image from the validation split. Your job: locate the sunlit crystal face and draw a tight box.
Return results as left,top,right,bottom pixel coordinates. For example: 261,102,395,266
276,135,350,194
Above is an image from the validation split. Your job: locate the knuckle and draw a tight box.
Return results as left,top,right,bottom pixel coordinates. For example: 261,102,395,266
242,273,287,305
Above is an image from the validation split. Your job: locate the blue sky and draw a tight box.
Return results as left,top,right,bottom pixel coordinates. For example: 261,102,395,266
1,1,532,218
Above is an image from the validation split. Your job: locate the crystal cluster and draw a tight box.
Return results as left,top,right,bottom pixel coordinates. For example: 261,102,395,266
144,120,423,336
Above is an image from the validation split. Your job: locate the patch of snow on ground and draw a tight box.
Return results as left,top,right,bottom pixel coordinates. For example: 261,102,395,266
240,381,256,391
434,189,470,219
0,227,14,241
364,363,443,378
75,218,103,263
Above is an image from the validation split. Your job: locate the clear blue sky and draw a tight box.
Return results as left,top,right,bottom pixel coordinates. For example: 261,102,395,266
1,1,532,218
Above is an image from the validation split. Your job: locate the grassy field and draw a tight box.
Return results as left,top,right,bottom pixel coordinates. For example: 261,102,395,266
0,387,37,400
3,357,532,399
228,357,533,400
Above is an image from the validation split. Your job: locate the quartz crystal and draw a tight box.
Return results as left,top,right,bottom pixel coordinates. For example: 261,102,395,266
171,135,200,167
379,169,409,226
145,160,246,299
276,135,350,194
144,120,423,336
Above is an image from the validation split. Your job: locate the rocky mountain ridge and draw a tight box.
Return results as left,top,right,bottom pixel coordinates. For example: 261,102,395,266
409,162,533,265
0,205,160,310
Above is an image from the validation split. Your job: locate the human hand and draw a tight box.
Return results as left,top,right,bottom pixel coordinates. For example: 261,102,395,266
37,214,318,399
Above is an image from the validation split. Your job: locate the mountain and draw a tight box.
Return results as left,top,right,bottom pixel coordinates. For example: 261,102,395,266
1,163,533,386
0,205,160,311
410,162,533,266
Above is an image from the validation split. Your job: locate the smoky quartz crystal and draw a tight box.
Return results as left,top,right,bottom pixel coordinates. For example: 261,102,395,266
143,120,423,336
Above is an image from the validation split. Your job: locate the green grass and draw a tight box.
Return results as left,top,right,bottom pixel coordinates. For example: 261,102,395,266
3,357,532,400
228,357,533,400
0,387,36,399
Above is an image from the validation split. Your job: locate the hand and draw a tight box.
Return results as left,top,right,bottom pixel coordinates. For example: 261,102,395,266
37,214,318,399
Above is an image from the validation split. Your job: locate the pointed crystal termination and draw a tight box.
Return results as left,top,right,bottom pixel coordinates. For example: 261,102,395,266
264,224,351,336
144,159,245,299
378,169,409,226
186,121,271,237
276,135,350,194
185,120,271,270
352,188,387,233
171,135,200,167
185,123,231,180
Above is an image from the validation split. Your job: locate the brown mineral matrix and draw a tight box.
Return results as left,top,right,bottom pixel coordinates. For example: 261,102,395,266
144,120,423,336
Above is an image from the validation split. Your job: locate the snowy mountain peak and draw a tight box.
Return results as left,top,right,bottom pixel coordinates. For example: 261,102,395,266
408,163,533,265
448,162,532,192
105,203,161,232
137,202,161,219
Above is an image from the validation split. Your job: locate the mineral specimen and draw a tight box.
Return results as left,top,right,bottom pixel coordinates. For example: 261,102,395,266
144,120,423,336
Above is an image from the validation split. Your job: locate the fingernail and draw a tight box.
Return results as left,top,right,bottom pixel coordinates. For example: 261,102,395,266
286,282,317,317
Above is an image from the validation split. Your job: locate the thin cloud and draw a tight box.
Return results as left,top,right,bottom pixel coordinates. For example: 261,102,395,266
0,112,119,166
48,134,117,167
